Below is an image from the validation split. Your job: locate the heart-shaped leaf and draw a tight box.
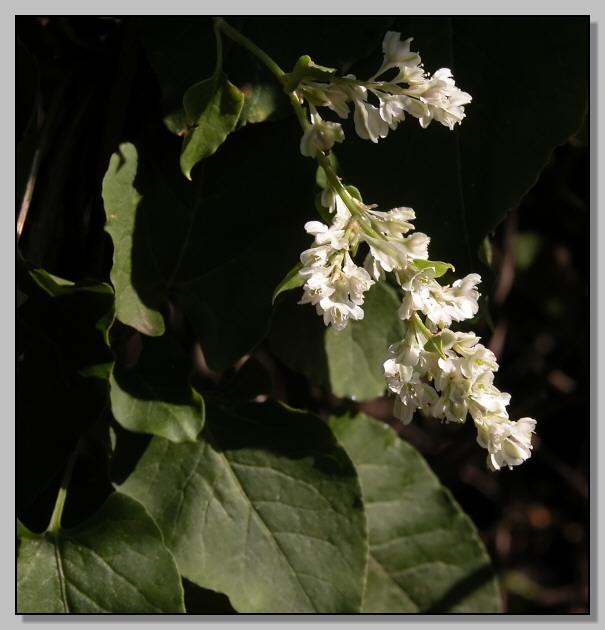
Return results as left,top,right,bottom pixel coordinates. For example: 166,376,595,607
17,493,185,613
119,399,368,613
330,413,501,613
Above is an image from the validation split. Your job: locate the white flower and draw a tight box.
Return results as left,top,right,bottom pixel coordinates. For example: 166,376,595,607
378,93,408,130
304,220,348,249
352,97,390,143
365,206,416,237
415,68,472,130
391,372,439,425
467,371,511,421
362,234,412,275
475,416,536,471
431,370,470,423
302,81,351,119
397,267,480,328
300,114,345,157
380,33,421,73
318,297,364,331
299,244,374,331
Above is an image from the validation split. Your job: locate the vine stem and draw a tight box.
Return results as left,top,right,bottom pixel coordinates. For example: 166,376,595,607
214,18,286,81
215,17,384,241
16,149,41,240
47,444,80,535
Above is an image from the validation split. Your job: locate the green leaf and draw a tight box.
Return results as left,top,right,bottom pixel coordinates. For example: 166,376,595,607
330,413,501,613
413,258,455,278
102,139,312,372
238,81,284,126
272,261,303,304
110,333,205,442
326,281,404,401
17,493,185,613
269,281,405,401
119,399,368,613
102,143,165,336
17,261,114,509
180,73,244,179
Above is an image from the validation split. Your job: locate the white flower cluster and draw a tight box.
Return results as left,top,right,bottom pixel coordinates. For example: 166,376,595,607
294,29,534,470
296,31,472,154
299,193,430,331
384,325,536,471
298,191,535,470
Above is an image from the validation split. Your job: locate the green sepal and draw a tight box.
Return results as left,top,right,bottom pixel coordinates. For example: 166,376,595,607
423,329,456,357
413,258,455,278
423,334,445,357
283,55,337,93
272,262,304,304
314,192,333,224
344,185,363,202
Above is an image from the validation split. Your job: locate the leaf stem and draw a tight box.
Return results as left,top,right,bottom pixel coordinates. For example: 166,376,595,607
212,17,223,80
47,444,80,535
214,17,286,81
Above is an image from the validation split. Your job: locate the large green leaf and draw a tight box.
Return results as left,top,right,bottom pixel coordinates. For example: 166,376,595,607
110,333,205,442
119,399,368,613
102,140,312,372
16,262,114,509
338,16,588,277
180,73,244,180
17,493,185,613
330,413,501,613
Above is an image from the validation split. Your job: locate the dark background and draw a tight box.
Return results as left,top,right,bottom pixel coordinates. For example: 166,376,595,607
16,16,590,614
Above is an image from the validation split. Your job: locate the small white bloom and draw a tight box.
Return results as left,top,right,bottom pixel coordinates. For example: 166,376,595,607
363,234,412,274
431,373,470,423
372,32,422,79
353,99,389,143
300,118,345,157
468,372,511,420
304,220,348,249
300,245,374,332
415,68,472,130
318,297,364,331
475,416,536,471
398,269,480,328
366,206,416,237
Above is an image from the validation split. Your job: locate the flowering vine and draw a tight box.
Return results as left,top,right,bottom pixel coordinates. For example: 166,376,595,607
215,18,536,471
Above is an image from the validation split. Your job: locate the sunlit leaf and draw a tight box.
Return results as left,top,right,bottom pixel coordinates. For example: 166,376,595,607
120,399,368,613
110,333,205,442
330,413,501,613
102,143,165,336
180,73,244,179
17,493,185,613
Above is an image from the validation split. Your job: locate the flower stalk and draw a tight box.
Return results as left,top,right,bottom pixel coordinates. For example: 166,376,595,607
216,20,536,471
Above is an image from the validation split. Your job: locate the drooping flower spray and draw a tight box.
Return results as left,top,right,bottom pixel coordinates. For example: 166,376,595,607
216,18,536,470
